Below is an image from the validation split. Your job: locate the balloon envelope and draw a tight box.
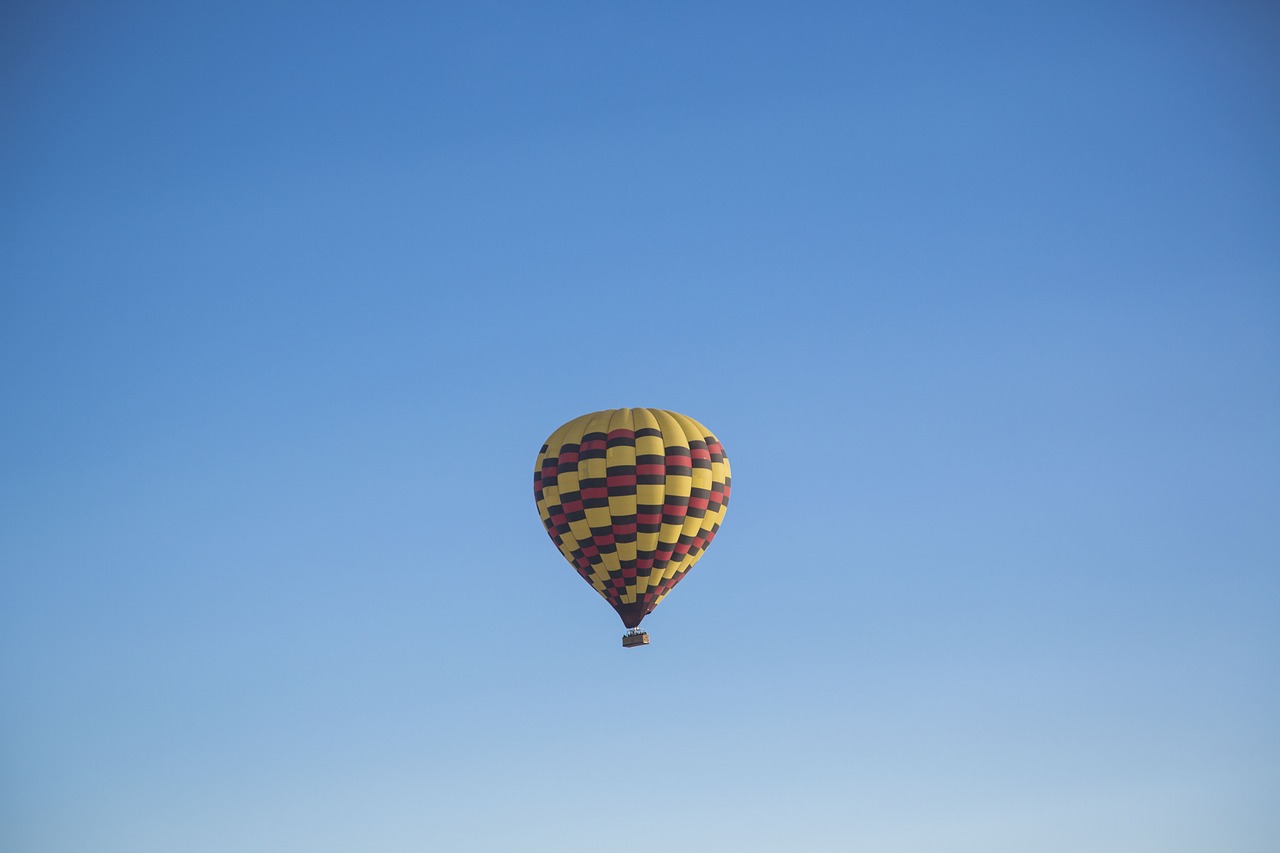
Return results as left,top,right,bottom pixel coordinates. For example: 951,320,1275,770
533,408,732,628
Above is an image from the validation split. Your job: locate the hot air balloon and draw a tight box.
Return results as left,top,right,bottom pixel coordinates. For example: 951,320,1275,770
533,408,731,647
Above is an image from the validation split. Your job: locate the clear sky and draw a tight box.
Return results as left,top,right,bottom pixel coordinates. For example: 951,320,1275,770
2,2,1277,851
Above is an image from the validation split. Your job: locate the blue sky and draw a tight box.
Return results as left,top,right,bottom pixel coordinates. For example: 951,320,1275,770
2,2,1278,851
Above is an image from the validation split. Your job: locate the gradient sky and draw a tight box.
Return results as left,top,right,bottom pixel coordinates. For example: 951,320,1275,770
2,2,1278,851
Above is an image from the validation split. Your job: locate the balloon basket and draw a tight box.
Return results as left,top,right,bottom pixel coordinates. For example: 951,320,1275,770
622,629,650,648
